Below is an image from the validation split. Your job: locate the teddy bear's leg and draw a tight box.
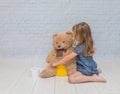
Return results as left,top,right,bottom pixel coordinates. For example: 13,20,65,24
39,66,56,78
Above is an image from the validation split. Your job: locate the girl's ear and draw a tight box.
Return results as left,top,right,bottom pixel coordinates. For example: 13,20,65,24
66,31,73,37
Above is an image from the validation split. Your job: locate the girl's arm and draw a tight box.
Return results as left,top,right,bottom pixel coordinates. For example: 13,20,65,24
52,52,77,66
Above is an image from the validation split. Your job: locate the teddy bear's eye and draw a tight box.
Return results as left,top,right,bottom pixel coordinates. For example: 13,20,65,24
63,41,65,43
56,42,58,44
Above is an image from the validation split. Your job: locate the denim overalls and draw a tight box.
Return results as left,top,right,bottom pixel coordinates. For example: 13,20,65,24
74,44,98,76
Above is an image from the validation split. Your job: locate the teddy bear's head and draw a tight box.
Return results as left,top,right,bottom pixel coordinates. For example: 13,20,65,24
53,32,73,50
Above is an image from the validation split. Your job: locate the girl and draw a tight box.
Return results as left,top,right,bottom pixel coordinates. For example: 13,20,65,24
52,22,106,84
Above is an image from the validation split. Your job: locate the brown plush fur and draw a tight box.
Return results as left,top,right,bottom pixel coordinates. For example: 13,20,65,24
39,32,76,78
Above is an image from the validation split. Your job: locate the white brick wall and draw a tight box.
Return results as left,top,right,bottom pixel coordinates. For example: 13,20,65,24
0,0,120,58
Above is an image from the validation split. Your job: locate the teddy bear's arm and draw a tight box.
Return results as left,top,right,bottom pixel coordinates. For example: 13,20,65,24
46,50,56,64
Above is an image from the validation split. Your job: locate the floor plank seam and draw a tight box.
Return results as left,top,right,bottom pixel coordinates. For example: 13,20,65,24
75,84,78,94
54,77,56,94
92,83,101,94
8,68,28,94
31,78,39,94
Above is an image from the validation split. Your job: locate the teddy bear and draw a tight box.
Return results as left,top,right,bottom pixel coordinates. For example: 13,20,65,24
39,32,76,78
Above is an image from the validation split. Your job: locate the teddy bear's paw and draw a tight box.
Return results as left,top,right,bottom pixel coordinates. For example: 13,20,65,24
39,68,56,78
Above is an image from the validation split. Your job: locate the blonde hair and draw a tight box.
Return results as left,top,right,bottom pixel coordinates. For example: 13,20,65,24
72,22,95,56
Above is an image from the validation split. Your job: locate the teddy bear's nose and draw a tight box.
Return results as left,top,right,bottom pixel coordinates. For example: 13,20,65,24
58,45,61,48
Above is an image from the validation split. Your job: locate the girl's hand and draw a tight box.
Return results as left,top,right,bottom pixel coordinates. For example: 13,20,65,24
52,60,63,66
52,62,57,66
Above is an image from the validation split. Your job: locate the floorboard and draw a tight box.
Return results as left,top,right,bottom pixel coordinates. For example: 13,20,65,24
0,58,120,94
55,77,76,94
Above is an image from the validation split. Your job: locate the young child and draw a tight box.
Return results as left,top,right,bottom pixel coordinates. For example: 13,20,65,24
52,22,106,84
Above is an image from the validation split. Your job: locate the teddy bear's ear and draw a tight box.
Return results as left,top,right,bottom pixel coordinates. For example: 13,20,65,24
66,31,73,37
53,33,58,39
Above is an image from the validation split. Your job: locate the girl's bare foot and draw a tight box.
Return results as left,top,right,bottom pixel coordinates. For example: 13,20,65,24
97,67,102,73
93,74,106,83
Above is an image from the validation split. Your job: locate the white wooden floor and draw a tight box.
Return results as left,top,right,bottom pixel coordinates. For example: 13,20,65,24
0,57,120,94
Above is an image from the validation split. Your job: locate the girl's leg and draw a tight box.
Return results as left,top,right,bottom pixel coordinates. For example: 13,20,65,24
69,72,106,84
68,71,82,82
97,67,102,73
69,71,82,78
